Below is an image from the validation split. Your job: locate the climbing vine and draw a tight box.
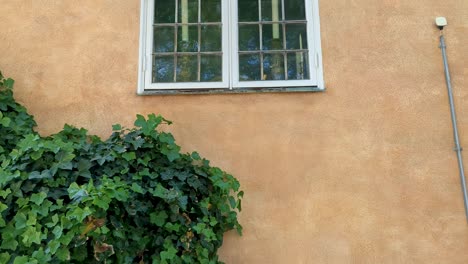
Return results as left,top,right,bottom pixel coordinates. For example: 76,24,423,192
0,72,243,263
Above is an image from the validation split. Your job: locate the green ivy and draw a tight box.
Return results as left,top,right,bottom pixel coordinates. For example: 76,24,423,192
0,72,243,263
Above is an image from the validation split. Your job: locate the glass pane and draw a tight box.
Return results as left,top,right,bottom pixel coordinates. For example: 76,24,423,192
238,25,260,51
177,26,198,52
153,26,175,52
262,24,283,50
176,55,198,82
155,0,176,23
261,0,282,21
263,53,285,80
239,54,261,81
238,0,258,22
201,55,222,81
285,24,308,50
178,0,198,23
287,52,309,80
201,25,221,52
154,56,175,83
285,0,306,20
201,0,221,22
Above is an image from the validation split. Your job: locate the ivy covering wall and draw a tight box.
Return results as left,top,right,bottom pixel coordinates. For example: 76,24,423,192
0,72,243,264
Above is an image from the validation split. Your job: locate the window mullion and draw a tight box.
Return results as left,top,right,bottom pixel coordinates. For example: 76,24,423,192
281,0,288,80
229,0,239,90
258,0,264,80
173,0,179,82
197,0,201,82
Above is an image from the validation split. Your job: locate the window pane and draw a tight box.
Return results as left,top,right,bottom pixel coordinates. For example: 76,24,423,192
201,55,222,81
262,24,283,50
155,1,176,23
238,25,260,51
239,54,261,81
201,25,221,52
177,26,198,52
154,56,175,82
285,24,308,50
261,0,282,21
263,53,285,80
178,0,198,23
285,0,306,20
176,55,198,82
238,0,258,22
153,26,175,52
201,0,221,22
287,52,309,80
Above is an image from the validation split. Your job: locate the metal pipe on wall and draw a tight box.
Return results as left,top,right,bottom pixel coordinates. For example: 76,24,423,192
437,18,468,222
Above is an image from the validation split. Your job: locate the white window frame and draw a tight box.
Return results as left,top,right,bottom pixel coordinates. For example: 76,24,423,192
138,0,324,94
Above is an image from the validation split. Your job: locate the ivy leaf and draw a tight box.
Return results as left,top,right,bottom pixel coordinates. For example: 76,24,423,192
32,248,50,263
0,202,8,213
159,132,175,144
67,206,92,222
0,253,11,264
14,212,27,229
13,256,29,264
112,124,122,131
93,195,111,210
0,116,11,127
160,244,177,261
21,226,42,246
1,237,18,251
228,196,236,209
68,182,88,202
160,170,174,180
28,170,52,180
178,196,188,210
46,240,60,254
3,78,14,89
56,150,75,170
52,225,63,239
191,151,201,160
150,211,168,227
56,247,70,261
30,192,47,205
161,144,180,162
122,152,136,161
131,183,145,194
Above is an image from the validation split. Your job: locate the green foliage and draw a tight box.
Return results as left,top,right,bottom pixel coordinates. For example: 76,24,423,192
0,72,243,263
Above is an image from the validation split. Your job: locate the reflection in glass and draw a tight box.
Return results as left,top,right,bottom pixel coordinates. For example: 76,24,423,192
284,0,306,20
178,0,198,23
239,54,261,81
239,25,260,51
177,26,198,52
238,0,258,22
261,0,282,21
153,27,175,52
176,55,198,82
201,25,221,52
201,0,221,22
201,55,222,81
264,53,285,80
287,52,309,80
154,56,175,82
286,24,308,50
262,24,283,50
154,1,176,23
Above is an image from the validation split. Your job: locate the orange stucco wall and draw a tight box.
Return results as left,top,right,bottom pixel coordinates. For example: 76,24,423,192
1,0,468,263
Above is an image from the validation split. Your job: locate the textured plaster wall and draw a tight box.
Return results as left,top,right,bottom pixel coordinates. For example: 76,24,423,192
1,0,468,263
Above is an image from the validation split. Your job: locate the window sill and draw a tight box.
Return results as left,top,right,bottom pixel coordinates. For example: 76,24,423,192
137,86,325,95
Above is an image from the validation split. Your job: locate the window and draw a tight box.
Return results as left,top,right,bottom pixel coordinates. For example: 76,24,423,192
138,0,323,93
